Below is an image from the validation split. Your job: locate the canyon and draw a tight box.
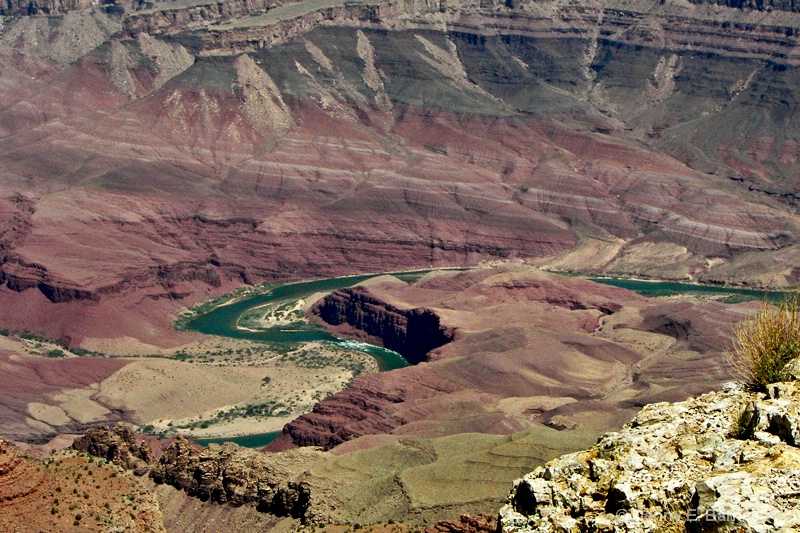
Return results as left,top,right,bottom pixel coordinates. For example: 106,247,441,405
0,0,800,346
268,265,746,451
0,263,765,530
1,0,800,530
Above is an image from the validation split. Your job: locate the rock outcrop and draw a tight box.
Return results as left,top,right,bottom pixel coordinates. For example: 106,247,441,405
150,436,320,519
73,423,154,474
500,381,800,532
72,425,326,519
311,287,455,364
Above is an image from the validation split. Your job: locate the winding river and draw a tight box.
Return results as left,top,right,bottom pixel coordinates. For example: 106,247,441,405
183,270,446,368
182,269,450,447
183,269,785,447
589,277,785,302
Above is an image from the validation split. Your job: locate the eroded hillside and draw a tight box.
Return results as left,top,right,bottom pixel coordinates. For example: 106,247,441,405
1,1,799,529
0,0,798,345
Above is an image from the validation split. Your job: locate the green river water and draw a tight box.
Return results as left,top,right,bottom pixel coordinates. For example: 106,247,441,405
589,277,787,303
184,270,787,447
183,269,446,447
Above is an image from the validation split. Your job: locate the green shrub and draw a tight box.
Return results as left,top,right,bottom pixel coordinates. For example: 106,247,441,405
727,294,800,390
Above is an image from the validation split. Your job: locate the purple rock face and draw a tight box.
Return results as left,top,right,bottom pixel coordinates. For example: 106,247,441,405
312,287,454,364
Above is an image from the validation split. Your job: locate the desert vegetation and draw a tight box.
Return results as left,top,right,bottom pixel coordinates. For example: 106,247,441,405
128,339,375,440
238,300,308,329
0,441,157,533
173,400,293,432
727,293,800,390
0,329,105,358
173,284,271,331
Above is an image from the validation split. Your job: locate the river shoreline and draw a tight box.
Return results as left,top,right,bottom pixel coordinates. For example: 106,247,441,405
175,266,787,447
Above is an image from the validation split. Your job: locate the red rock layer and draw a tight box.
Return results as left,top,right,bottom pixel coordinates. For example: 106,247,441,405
0,2,797,344
311,287,455,364
267,268,741,451
0,353,129,442
0,437,166,532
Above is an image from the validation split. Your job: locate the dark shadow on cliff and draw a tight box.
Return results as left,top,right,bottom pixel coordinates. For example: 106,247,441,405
310,287,455,364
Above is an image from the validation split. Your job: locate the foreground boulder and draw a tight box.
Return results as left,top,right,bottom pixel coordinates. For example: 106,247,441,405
500,382,800,532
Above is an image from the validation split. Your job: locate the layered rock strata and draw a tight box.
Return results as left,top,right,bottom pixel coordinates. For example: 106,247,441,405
2,0,800,344
311,287,455,364
194,0,800,66
268,267,741,451
500,381,800,532
0,435,166,532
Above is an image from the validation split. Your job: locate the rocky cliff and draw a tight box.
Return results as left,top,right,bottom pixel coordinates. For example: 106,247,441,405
267,267,743,452
150,437,316,519
0,0,95,16
122,0,287,37
500,380,800,532
193,0,800,65
73,425,325,520
3,0,800,345
311,287,455,364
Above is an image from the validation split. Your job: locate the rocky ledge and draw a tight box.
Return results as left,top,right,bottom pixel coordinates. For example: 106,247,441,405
73,426,327,521
500,381,800,532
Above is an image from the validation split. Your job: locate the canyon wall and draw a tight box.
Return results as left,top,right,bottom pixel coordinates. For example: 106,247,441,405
0,0,96,16
1,0,800,343
123,0,286,36
311,287,455,364
267,267,742,452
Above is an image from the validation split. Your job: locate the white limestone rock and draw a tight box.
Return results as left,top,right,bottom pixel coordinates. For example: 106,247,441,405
500,382,800,533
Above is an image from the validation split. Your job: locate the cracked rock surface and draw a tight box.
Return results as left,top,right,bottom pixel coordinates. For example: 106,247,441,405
500,381,800,533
